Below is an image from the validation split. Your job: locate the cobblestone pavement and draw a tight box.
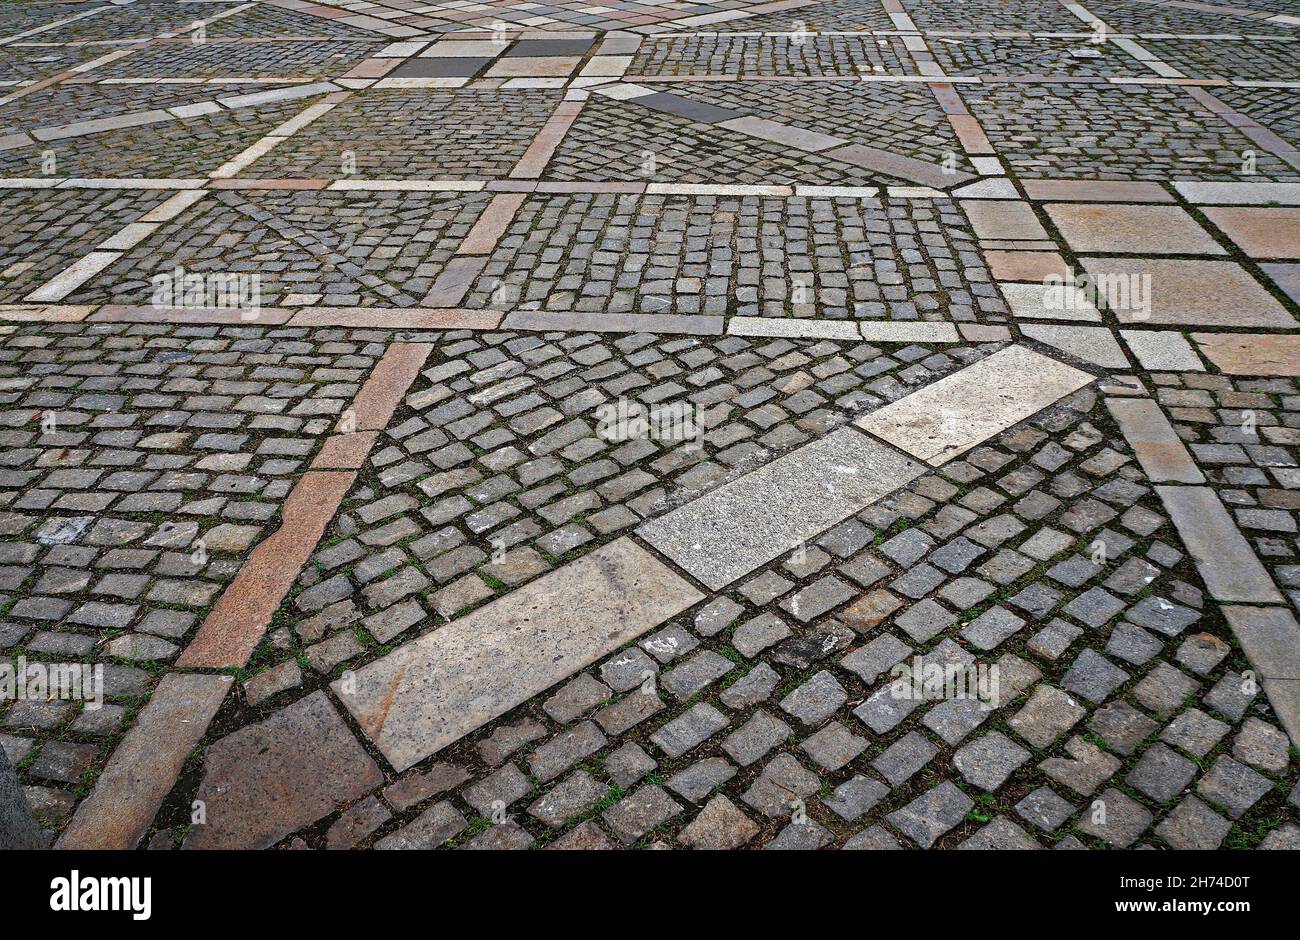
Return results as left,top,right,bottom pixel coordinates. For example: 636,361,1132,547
0,0,1298,854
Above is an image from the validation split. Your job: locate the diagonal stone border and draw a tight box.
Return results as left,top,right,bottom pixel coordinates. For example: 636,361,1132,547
178,342,434,669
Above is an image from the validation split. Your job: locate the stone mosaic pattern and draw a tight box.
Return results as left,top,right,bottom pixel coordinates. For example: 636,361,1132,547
903,0,1089,31
1085,0,1299,36
1147,38,1300,81
927,36,1145,78
1215,85,1300,150
0,100,310,180
966,82,1300,182
0,81,289,138
544,96,884,187
247,89,565,181
668,81,970,172
0,45,110,83
629,35,919,77
730,0,896,33
0,321,380,832
67,189,494,308
1158,372,1299,602
463,193,1003,320
0,189,171,304
205,5,395,39
1,0,1299,857
165,334,1300,850
92,40,381,80
35,3,234,41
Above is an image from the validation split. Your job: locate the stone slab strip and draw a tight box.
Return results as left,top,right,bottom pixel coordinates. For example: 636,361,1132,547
420,256,488,307
501,310,724,335
140,189,209,223
1022,180,1173,202
89,305,294,326
948,115,995,156
823,143,973,189
1220,606,1300,747
457,192,528,255
287,307,501,329
24,251,120,303
328,179,484,192
310,431,379,471
0,304,92,322
60,178,205,189
510,99,584,180
210,178,330,191
177,470,358,669
345,341,433,432
1105,397,1205,484
209,135,287,180
638,427,926,590
729,317,861,340
856,345,1094,466
334,537,703,772
1119,330,1205,371
1190,333,1300,377
32,109,174,142
56,674,233,849
858,322,961,343
1173,182,1300,205
1156,485,1284,604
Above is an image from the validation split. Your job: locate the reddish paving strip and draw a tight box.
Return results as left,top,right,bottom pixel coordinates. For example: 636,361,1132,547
285,307,502,329
55,674,233,850
177,470,359,669
510,100,584,180
457,192,528,255
345,341,434,432
177,344,433,666
88,304,295,325
310,431,380,471
1191,333,1300,376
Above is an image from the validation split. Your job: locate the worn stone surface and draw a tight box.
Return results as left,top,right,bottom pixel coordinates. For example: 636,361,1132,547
184,692,382,850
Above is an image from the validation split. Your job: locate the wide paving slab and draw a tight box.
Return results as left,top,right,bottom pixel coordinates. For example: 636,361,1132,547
334,537,703,772
637,427,925,591
855,345,1094,466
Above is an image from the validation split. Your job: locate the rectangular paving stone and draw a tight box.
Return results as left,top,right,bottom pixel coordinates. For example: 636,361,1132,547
1079,258,1295,327
1191,333,1300,377
334,538,703,772
185,691,382,850
828,143,971,189
56,674,232,849
632,92,744,124
1106,398,1204,484
1047,203,1224,255
638,427,925,590
1201,207,1300,260
1119,330,1205,372
1021,324,1129,369
1221,606,1300,747
856,345,1093,466
1173,182,1300,206
1022,180,1173,202
717,115,848,153
962,200,1048,241
1157,486,1283,605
